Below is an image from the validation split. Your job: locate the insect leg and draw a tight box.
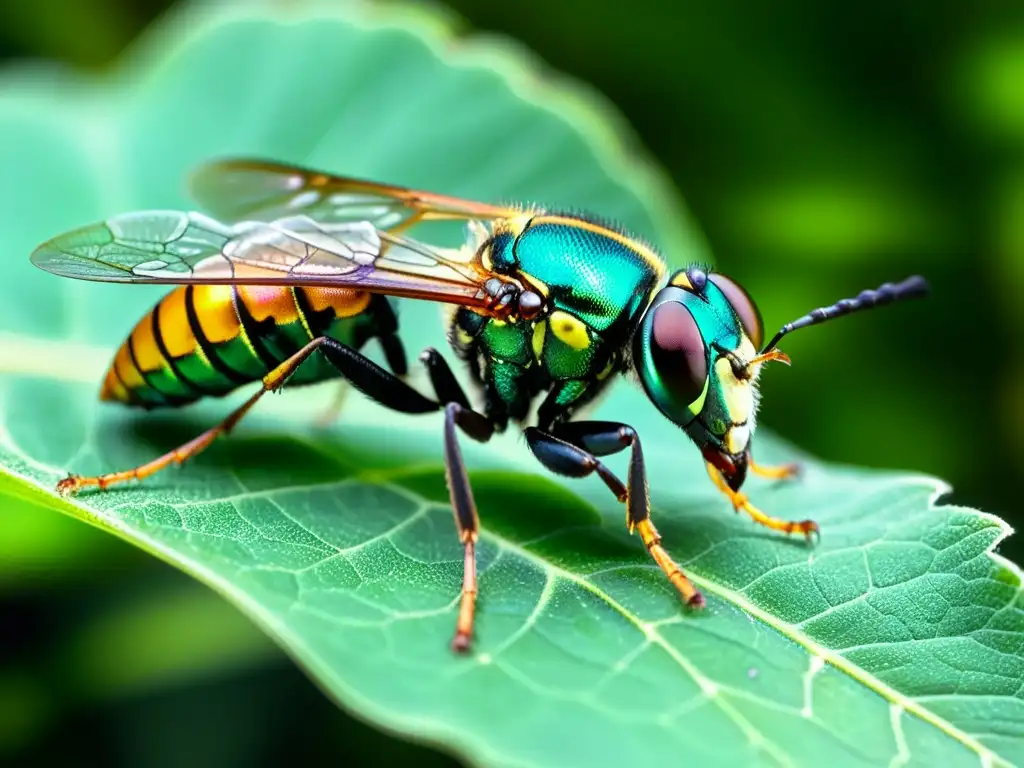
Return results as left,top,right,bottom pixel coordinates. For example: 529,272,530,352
705,462,818,541
317,296,408,426
442,401,495,652
415,346,497,652
419,347,471,409
749,457,801,481
525,421,704,607
58,336,438,496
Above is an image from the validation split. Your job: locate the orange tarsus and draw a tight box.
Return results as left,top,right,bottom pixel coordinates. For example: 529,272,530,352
54,338,329,497
634,519,705,608
750,459,802,481
706,463,818,543
55,399,253,497
451,535,478,653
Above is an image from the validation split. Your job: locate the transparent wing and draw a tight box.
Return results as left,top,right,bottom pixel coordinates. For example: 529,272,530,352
189,158,523,229
30,210,495,309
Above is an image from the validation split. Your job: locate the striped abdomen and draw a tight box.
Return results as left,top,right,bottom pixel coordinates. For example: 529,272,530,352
100,284,402,408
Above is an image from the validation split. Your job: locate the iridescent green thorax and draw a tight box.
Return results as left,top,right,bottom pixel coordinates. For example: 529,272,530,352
487,217,661,332
458,214,664,425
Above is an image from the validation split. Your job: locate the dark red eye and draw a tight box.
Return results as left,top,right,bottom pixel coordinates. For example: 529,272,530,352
649,301,707,408
709,274,763,349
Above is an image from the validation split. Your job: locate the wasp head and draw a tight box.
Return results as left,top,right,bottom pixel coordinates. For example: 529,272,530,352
632,266,781,492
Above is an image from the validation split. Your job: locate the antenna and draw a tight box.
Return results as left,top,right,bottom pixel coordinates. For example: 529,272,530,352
760,275,930,355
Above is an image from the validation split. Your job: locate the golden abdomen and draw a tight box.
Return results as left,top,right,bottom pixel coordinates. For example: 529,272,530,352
100,284,382,408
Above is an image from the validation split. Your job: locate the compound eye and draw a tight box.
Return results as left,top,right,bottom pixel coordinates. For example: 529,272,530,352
649,301,708,409
709,274,763,349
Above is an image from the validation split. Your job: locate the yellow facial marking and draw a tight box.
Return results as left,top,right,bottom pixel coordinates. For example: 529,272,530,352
596,357,617,381
715,356,752,425
549,310,590,350
687,374,710,416
714,337,758,424
736,336,756,360
670,271,694,290
532,320,547,359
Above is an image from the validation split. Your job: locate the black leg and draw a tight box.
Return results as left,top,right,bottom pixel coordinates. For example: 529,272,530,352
420,347,471,409
314,337,437,413
369,295,409,377
380,333,408,376
316,324,417,426
319,295,409,427
525,421,704,607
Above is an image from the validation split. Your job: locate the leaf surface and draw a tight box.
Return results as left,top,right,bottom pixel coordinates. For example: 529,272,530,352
0,2,1020,767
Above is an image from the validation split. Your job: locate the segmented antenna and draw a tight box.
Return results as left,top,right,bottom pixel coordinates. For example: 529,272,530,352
760,275,930,354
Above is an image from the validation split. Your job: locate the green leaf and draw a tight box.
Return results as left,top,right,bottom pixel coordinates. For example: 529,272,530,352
1,1,1021,766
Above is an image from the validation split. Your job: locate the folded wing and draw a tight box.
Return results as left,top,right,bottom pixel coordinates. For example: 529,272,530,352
189,158,523,228
31,210,495,309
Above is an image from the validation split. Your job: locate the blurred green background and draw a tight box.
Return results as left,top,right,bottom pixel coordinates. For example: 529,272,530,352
1,0,1021,765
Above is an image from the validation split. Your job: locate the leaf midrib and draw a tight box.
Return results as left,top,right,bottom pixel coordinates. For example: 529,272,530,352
0,330,1009,767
